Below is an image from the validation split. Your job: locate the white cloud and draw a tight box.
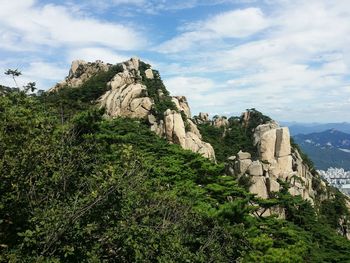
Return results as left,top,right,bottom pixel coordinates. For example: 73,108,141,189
0,0,143,51
67,47,129,64
164,76,215,96
0,61,68,90
203,8,269,38
25,62,67,81
158,8,269,53
156,0,350,122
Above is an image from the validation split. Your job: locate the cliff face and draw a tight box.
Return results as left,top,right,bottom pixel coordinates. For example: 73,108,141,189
51,57,215,160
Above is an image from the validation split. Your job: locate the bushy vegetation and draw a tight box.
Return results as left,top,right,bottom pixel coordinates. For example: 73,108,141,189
139,61,177,119
40,64,123,122
198,123,255,162
197,108,271,162
241,108,272,138
1,88,350,262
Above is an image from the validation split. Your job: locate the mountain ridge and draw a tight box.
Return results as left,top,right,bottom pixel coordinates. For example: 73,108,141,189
49,57,332,209
1,57,350,262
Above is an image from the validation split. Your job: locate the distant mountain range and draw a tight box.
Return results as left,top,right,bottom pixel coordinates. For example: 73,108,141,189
281,122,350,135
293,129,350,170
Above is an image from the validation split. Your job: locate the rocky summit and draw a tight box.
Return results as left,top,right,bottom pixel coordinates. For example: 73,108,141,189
52,57,215,160
50,57,334,215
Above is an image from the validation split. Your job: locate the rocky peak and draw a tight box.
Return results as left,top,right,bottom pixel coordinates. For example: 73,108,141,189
226,120,327,217
51,60,111,92
193,112,210,124
51,57,216,161
212,115,229,128
193,113,229,128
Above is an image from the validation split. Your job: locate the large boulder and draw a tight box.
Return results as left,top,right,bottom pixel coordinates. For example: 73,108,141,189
145,68,154,79
248,161,263,176
172,96,191,118
250,176,268,199
164,110,215,160
100,82,153,119
237,150,251,160
164,110,187,146
235,159,252,175
259,129,277,162
275,127,291,157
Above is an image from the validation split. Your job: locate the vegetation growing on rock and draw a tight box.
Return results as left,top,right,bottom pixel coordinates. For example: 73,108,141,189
139,61,177,119
1,65,350,262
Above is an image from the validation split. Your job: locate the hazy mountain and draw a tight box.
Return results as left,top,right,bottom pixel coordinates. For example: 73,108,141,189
281,122,350,135
293,129,350,170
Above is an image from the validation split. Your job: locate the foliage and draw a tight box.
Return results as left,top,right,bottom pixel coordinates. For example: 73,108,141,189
0,79,350,262
241,108,271,138
40,64,123,123
291,137,317,174
4,69,21,88
139,61,177,119
198,122,255,163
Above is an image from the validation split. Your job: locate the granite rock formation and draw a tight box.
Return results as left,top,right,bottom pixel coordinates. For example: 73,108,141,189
51,57,215,160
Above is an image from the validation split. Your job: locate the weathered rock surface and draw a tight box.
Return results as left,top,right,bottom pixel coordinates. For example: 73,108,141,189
144,68,154,79
237,151,251,160
100,82,153,119
51,57,216,160
193,112,209,124
172,96,191,118
164,109,215,160
50,60,111,91
250,176,268,199
212,115,229,128
235,158,252,175
248,161,263,176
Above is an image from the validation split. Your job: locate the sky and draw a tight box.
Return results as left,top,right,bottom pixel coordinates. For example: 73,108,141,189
1,0,350,122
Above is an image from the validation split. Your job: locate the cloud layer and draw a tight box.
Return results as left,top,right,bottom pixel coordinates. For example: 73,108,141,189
160,0,350,122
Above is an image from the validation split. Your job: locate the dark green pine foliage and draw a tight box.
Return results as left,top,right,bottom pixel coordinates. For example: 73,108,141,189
139,61,177,119
1,68,350,262
197,110,268,162
40,64,124,122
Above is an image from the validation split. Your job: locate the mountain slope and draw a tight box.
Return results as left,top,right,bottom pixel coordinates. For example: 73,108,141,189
1,58,350,262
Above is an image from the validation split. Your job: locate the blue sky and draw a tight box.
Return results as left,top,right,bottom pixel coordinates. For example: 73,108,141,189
1,0,350,122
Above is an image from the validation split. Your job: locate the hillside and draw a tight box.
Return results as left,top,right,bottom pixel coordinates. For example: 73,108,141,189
1,58,350,262
294,130,350,170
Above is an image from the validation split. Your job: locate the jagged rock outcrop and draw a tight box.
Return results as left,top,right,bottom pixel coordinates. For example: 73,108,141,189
193,113,229,129
50,60,111,91
163,109,215,160
51,57,216,161
231,121,317,206
172,96,191,119
212,115,229,128
99,59,153,119
193,112,210,125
